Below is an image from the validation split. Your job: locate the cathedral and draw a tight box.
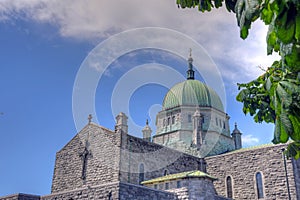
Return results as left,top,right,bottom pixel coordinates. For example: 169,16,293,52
1,54,300,200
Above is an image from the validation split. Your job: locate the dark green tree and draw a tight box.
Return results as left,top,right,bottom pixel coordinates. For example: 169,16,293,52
177,0,300,158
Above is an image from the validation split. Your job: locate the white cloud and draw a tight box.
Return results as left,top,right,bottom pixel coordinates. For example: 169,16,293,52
0,0,280,84
242,134,260,146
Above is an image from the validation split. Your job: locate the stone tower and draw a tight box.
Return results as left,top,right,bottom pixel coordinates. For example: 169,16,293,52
231,122,242,150
142,119,152,142
115,112,128,134
192,107,203,149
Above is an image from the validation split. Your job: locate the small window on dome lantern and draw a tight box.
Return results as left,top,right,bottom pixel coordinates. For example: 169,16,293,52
188,114,192,123
172,116,175,124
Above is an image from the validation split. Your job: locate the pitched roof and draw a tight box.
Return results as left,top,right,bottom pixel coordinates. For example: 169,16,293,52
141,170,217,185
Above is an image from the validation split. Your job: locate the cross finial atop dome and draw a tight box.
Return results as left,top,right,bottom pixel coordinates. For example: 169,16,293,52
233,122,241,134
188,48,193,63
187,48,195,80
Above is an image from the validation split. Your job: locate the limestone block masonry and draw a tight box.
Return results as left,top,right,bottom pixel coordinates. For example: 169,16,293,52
51,123,121,193
206,143,297,200
119,134,203,184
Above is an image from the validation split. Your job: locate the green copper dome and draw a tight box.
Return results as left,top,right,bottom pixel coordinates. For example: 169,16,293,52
162,80,224,111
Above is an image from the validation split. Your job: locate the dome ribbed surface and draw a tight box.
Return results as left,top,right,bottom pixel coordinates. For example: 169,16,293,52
162,80,224,111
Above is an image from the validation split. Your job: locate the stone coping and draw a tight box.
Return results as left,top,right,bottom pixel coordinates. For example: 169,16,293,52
206,142,289,159
0,193,41,199
43,181,120,197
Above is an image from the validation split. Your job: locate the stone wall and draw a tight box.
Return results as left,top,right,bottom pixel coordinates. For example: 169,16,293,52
0,194,40,200
200,132,235,157
168,188,189,200
51,124,121,193
206,144,297,200
119,182,177,200
292,158,300,200
6,182,176,200
144,176,230,200
43,182,119,200
119,134,202,185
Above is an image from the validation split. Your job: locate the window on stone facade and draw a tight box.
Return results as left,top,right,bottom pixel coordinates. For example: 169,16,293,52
226,176,233,198
219,119,222,127
139,163,144,184
108,191,113,200
202,117,205,124
216,117,218,126
165,182,169,190
172,116,175,124
188,114,192,123
167,117,170,125
154,184,157,189
164,169,169,176
177,181,181,188
223,121,226,129
256,172,264,199
163,119,166,126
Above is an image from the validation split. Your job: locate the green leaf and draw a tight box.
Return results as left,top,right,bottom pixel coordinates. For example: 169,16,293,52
236,89,249,102
261,3,274,25
286,142,300,159
266,23,277,55
280,110,293,140
295,11,300,41
214,0,223,8
225,0,236,12
275,6,296,44
276,20,295,44
266,77,272,91
235,0,260,39
285,45,300,70
280,80,298,94
241,25,249,39
289,114,300,141
272,118,282,144
199,0,213,12
277,83,293,109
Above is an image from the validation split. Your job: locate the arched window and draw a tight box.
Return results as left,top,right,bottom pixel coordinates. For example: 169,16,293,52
165,182,169,190
188,114,192,123
177,181,181,188
139,163,144,184
256,172,264,199
163,169,169,176
172,116,175,124
226,176,233,198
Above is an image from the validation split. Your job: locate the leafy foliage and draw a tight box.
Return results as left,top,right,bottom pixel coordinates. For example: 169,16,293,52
177,0,300,158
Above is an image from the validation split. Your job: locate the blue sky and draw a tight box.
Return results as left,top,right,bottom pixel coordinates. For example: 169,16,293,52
0,0,278,197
